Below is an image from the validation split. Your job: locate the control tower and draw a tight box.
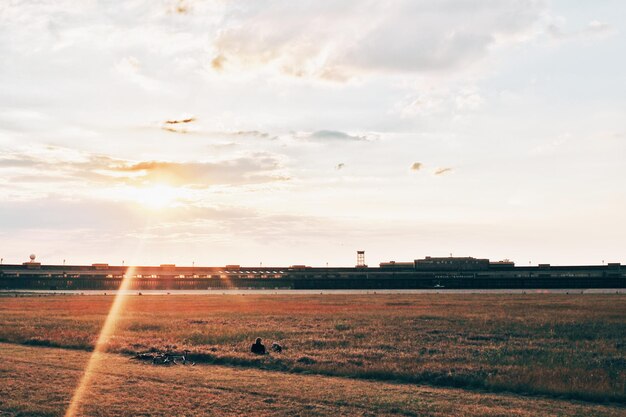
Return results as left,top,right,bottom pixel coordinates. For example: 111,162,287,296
356,250,367,268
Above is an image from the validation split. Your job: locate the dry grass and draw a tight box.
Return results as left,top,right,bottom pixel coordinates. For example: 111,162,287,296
1,342,624,417
0,293,625,405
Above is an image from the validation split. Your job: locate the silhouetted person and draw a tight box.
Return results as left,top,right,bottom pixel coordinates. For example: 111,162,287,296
251,337,266,355
271,342,282,353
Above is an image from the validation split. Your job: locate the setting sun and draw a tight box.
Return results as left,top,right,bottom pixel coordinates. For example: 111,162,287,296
134,185,186,209
108,185,188,209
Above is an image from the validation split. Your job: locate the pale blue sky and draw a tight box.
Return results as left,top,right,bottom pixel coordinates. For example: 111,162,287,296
1,0,624,266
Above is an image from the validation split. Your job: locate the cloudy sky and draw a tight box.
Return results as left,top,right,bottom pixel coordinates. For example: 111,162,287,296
1,0,624,267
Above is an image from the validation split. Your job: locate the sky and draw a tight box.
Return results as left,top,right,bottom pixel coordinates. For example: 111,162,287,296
1,0,625,267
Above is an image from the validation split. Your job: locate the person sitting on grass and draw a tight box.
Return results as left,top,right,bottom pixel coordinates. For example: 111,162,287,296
251,337,266,355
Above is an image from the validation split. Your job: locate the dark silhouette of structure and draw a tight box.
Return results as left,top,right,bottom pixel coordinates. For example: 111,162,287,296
356,250,367,268
0,255,624,291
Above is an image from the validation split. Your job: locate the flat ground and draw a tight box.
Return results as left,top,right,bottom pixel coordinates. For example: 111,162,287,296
1,342,624,417
0,293,624,416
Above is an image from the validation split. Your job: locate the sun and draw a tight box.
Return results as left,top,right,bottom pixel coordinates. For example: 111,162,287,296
130,185,184,208
100,184,187,209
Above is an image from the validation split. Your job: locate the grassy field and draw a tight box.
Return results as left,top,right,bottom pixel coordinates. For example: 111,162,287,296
2,342,625,417
0,293,625,416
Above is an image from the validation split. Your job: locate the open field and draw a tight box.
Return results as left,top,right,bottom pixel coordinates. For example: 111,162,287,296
0,293,625,416
1,342,625,417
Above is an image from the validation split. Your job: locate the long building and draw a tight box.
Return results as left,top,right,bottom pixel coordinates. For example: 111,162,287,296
1,256,624,290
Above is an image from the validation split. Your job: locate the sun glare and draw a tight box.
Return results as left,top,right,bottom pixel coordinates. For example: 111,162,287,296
106,185,188,209
133,185,180,208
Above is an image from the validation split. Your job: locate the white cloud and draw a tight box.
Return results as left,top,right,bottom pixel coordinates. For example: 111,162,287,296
214,0,544,80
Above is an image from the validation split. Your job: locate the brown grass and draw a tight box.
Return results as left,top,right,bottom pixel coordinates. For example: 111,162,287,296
0,293,625,405
1,342,624,417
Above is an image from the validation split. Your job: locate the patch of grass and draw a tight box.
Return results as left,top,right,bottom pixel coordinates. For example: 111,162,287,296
185,330,286,346
126,323,163,332
4,342,624,417
0,294,624,403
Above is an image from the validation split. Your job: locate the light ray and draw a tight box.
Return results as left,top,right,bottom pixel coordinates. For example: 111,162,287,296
64,203,159,415
64,267,137,417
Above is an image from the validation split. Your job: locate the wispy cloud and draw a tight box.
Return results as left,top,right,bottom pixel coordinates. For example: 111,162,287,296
172,0,191,15
161,116,196,133
164,117,196,125
547,20,616,43
434,167,453,175
0,147,288,192
211,54,225,70
298,130,376,142
396,85,483,119
0,156,40,168
113,157,286,187
155,121,277,139
231,130,276,140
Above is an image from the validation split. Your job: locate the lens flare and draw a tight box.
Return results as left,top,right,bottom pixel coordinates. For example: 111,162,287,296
64,268,136,417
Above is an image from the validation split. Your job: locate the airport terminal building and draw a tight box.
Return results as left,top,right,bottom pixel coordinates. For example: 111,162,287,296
1,255,624,290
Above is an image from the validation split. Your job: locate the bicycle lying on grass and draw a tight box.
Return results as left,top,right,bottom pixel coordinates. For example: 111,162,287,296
152,350,195,366
132,350,195,366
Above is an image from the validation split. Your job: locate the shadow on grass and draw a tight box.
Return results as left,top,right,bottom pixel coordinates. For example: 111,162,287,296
20,337,92,351
178,351,625,405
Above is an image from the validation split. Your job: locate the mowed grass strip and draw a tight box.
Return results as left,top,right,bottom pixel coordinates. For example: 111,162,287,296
0,294,624,403
1,343,625,417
